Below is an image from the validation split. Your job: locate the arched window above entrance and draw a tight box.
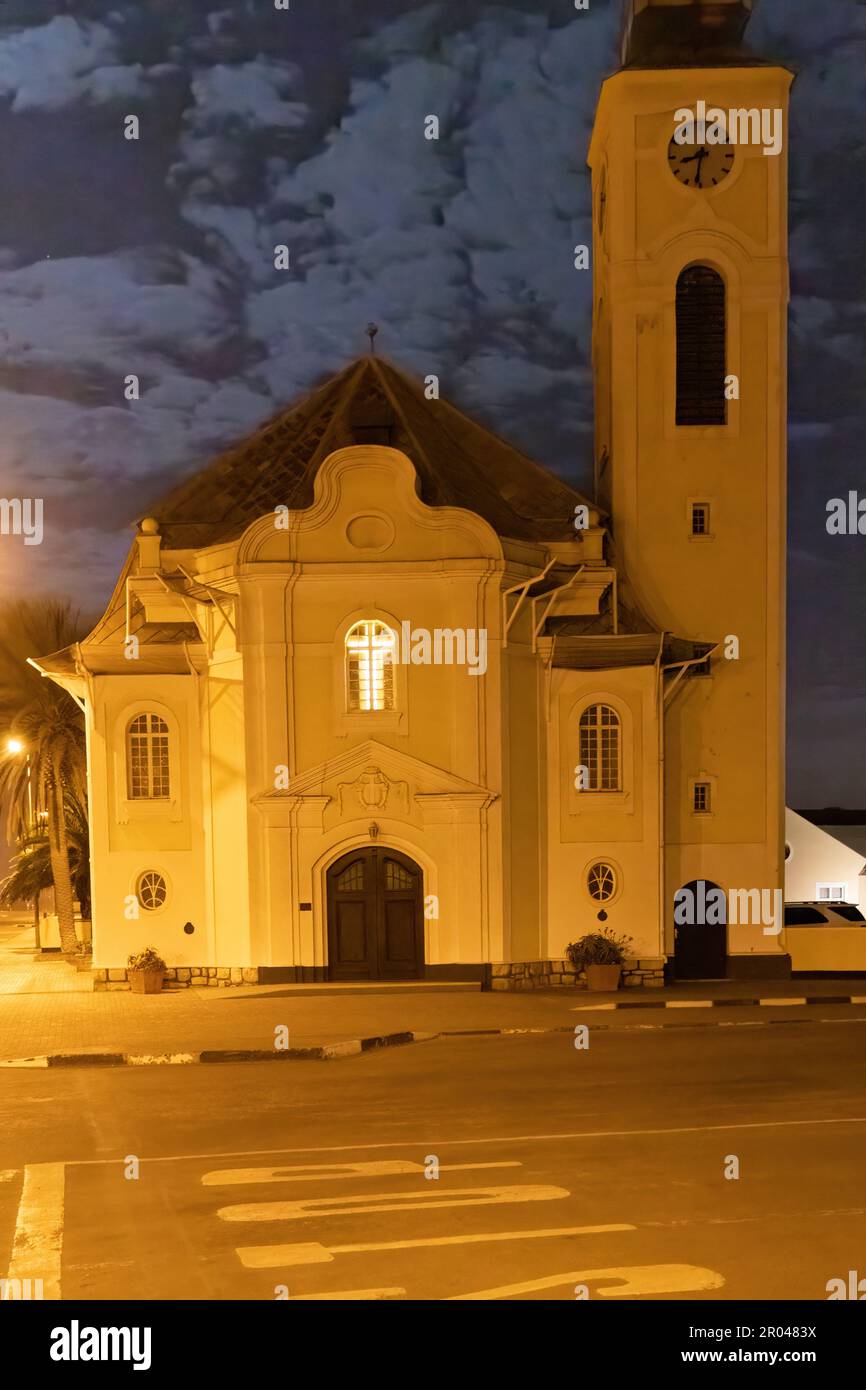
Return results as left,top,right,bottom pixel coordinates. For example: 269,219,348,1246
345,620,396,712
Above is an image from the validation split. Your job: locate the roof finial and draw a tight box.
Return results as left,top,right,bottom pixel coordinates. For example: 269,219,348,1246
366,322,378,355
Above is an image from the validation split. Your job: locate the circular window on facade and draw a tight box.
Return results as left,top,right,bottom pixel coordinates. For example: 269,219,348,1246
137,870,168,912
784,842,792,862
587,862,617,902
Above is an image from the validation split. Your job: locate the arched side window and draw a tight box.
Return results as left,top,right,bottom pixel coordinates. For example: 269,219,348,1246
127,713,170,800
346,620,396,712
675,265,726,426
579,703,621,792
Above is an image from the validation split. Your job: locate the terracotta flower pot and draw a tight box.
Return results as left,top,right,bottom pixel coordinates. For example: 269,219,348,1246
585,963,622,992
129,968,165,995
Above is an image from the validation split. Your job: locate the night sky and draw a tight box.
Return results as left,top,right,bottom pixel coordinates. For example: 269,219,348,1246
0,0,862,806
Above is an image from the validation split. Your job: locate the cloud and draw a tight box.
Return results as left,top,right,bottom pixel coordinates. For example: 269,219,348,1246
0,16,146,111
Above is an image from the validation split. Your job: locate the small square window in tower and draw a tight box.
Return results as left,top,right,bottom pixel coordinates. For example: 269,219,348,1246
693,782,712,814
691,502,710,536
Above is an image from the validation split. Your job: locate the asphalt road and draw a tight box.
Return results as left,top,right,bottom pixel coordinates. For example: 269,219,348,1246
1,1021,865,1301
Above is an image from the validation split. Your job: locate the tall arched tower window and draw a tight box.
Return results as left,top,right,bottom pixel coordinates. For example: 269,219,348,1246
579,703,621,791
346,620,396,712
127,713,170,800
675,265,726,426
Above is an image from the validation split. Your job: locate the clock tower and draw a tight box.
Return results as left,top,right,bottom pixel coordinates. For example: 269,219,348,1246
588,0,793,973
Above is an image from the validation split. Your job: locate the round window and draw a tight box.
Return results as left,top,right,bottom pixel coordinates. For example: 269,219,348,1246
784,842,792,862
587,862,616,902
137,870,167,912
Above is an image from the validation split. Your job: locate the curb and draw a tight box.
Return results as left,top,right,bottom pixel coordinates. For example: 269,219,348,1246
569,994,866,1012
0,1030,439,1071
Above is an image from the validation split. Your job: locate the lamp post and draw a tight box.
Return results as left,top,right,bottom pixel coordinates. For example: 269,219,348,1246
5,737,39,948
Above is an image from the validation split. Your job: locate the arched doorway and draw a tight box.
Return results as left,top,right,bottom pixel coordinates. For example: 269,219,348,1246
326,847,424,981
673,879,727,980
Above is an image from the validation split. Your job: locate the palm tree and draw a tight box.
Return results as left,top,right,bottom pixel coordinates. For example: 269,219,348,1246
0,599,89,955
0,791,91,921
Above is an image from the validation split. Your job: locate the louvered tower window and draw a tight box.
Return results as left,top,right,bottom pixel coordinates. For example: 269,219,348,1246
675,265,726,426
346,621,396,711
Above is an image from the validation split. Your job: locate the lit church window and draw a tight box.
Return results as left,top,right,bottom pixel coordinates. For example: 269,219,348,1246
127,713,170,800
579,703,621,791
675,265,726,426
346,621,396,712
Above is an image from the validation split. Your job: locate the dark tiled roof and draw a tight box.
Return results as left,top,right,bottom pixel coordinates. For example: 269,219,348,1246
146,357,592,549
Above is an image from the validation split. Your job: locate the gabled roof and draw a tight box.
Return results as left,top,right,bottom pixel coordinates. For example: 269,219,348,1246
146,356,592,549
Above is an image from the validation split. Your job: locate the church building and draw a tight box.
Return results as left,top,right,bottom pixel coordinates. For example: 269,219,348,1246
37,0,792,986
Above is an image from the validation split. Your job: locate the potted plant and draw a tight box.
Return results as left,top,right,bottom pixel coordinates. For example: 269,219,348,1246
566,928,634,992
127,945,167,995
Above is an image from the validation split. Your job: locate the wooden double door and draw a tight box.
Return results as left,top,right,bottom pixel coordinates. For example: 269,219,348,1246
326,847,424,981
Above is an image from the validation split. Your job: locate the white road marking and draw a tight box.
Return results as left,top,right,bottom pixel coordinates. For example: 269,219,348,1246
759,998,807,1007
218,1184,568,1223
202,1159,519,1186
665,1000,713,1009
569,1003,616,1012
60,1111,866,1168
236,1223,636,1269
7,1163,65,1299
291,1287,405,1300
448,1262,725,1301
0,1057,48,1068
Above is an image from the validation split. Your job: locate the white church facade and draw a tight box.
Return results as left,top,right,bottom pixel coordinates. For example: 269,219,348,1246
37,1,793,986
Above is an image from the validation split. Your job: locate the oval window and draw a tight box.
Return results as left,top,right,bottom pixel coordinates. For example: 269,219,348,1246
137,870,167,912
587,862,616,902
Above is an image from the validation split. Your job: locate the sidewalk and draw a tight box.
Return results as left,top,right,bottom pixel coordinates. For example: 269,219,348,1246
0,918,92,995
0,945,865,1065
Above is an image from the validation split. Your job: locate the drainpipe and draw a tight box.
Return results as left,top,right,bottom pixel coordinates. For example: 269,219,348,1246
655,635,667,971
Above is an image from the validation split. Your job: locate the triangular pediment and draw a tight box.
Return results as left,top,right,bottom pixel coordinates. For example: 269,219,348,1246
253,739,493,808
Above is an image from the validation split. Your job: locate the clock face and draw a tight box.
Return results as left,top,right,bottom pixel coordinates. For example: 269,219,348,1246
667,136,734,190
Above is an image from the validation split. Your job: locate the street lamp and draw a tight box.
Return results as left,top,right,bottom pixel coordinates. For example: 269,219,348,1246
5,737,33,826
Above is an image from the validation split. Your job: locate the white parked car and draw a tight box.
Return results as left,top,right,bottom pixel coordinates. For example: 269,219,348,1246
783,901,866,973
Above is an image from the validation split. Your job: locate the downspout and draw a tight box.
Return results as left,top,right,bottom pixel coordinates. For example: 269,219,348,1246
655,634,667,970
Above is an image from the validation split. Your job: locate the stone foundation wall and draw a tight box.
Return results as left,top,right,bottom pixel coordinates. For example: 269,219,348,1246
93,967,258,991
490,958,665,991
